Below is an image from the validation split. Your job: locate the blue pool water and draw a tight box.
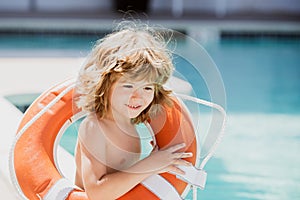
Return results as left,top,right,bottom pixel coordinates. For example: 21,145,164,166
1,31,300,199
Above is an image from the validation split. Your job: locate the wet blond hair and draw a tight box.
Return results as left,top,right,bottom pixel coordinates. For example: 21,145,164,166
75,22,174,124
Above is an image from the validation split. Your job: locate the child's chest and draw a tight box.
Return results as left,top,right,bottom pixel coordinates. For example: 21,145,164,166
105,128,141,171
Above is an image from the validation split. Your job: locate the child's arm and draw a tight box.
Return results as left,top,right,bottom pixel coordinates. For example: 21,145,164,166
78,115,192,200
80,142,151,200
80,141,192,200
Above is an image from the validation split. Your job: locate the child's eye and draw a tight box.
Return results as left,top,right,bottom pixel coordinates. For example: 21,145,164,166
123,84,133,88
144,86,154,91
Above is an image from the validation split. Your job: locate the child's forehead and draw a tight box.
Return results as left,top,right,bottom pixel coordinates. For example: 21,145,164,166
118,77,155,85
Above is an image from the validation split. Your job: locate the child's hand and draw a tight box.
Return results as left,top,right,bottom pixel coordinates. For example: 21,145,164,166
136,143,193,175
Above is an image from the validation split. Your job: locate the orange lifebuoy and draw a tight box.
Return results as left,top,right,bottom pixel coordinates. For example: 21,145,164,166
12,79,197,200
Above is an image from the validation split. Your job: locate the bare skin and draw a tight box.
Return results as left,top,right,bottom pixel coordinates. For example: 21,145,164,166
74,79,193,200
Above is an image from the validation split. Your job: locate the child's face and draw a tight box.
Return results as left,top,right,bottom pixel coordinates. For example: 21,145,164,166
110,77,155,120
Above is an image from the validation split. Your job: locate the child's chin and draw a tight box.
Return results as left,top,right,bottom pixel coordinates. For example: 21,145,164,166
129,114,139,119
128,111,142,119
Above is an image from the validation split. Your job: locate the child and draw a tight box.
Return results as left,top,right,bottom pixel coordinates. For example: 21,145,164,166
74,22,193,199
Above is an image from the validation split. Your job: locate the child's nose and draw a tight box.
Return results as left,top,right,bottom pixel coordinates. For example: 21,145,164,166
131,88,143,98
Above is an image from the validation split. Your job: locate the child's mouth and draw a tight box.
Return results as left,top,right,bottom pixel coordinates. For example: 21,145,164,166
126,104,142,110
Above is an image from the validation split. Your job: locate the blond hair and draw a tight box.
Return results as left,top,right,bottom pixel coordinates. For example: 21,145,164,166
75,22,174,124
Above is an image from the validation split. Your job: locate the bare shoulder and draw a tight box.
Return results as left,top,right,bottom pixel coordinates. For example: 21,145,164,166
79,114,103,140
79,114,100,133
78,113,106,161
76,114,108,188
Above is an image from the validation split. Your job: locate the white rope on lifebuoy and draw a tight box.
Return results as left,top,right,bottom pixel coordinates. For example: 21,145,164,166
175,93,227,170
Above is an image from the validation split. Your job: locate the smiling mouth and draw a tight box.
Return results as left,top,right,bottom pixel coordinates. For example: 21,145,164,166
126,104,142,110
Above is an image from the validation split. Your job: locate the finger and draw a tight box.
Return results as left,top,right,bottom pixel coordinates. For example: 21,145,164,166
172,152,193,159
166,143,186,153
173,159,192,166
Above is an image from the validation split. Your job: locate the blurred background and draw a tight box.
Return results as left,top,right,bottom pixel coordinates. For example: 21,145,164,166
1,0,300,200
1,0,300,20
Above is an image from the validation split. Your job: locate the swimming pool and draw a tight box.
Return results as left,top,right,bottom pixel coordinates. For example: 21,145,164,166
1,29,300,199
